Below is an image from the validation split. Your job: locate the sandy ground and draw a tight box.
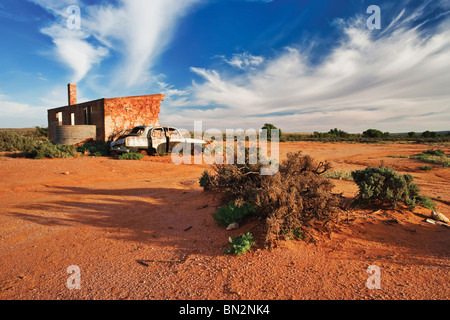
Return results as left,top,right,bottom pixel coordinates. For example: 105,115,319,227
0,142,449,300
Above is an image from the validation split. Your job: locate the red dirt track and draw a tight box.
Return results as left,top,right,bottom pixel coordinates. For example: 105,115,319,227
0,142,449,300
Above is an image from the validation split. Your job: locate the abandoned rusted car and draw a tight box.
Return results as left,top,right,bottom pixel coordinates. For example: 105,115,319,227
110,125,206,155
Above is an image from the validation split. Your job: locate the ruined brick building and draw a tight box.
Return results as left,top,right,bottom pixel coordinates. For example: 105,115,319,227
47,84,164,142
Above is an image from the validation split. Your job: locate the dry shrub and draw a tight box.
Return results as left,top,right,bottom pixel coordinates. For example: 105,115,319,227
203,151,343,246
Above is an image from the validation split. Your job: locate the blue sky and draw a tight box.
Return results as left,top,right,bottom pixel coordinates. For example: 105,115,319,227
0,0,449,132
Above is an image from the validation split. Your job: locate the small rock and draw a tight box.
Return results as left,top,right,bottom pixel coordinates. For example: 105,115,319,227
226,222,239,230
431,211,450,224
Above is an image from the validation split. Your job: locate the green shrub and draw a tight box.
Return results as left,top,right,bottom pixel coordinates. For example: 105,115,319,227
416,195,435,209
351,165,435,209
419,166,432,171
226,232,255,256
0,131,78,159
35,126,49,138
0,131,37,152
415,149,449,167
418,149,445,157
422,131,438,138
199,170,212,190
363,129,385,138
213,203,257,227
24,141,77,159
118,152,144,160
204,151,342,246
328,128,350,138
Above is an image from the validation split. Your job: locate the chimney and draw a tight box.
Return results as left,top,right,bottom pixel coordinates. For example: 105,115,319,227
68,83,77,106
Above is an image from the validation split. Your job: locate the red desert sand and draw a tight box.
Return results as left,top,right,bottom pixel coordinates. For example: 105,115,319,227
0,142,449,300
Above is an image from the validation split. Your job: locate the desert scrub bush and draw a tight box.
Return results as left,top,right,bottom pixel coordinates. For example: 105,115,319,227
363,129,388,139
35,126,49,138
203,150,343,246
199,170,212,190
351,165,435,209
418,166,432,171
414,149,449,167
225,232,255,256
24,141,77,159
418,149,445,157
324,170,354,181
0,131,37,152
213,203,257,227
0,131,77,159
118,152,144,160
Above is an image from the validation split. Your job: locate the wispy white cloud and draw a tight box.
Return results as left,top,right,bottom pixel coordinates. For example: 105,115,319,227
32,0,202,88
84,0,202,88
222,52,265,70
41,24,108,82
165,9,450,132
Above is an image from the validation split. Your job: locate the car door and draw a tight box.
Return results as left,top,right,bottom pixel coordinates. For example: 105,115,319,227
149,127,167,153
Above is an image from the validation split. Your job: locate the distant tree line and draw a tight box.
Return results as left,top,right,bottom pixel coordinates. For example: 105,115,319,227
277,127,450,143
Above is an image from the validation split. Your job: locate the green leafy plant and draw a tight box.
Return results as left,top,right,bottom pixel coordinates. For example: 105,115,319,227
226,232,255,256
118,152,144,160
415,195,435,209
418,166,432,171
351,165,435,209
213,203,257,227
415,149,449,167
199,170,212,190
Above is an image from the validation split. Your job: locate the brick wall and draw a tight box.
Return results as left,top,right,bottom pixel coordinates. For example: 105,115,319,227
47,99,104,142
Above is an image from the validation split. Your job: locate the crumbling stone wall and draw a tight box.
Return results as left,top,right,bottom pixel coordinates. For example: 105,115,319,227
48,93,164,143
103,94,163,141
